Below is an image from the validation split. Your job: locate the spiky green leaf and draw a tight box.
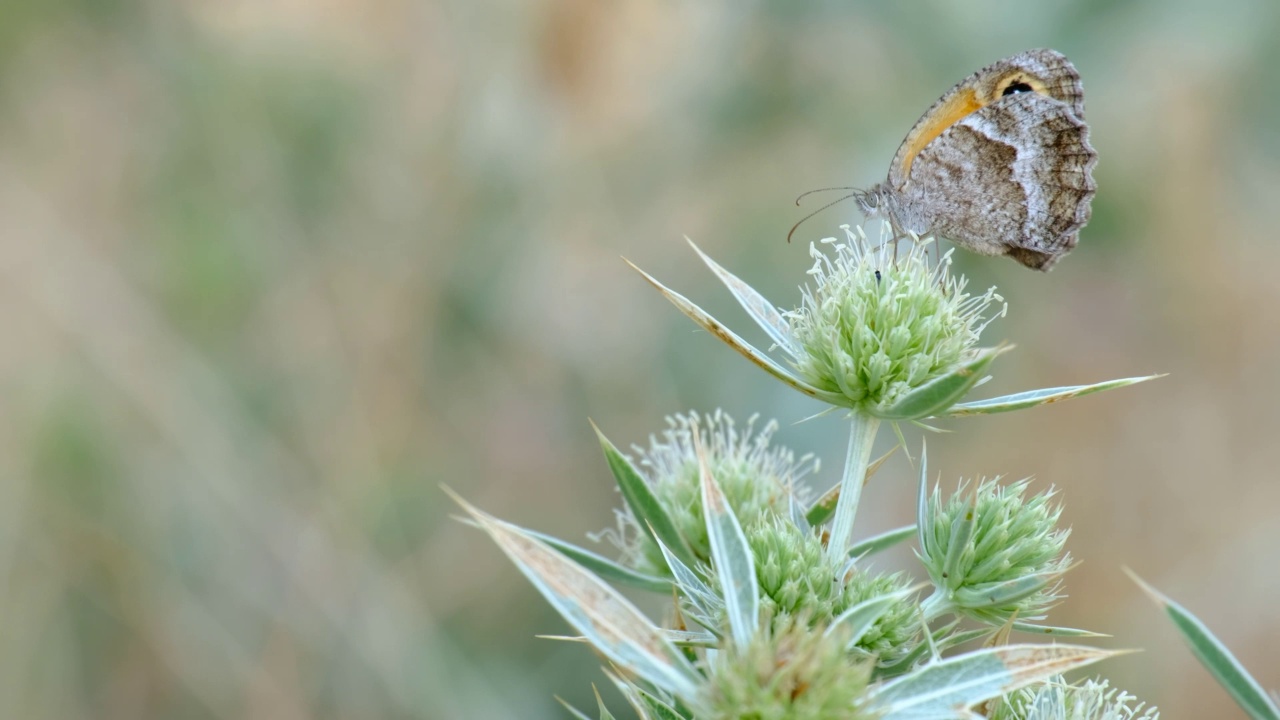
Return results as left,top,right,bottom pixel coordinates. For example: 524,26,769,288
870,645,1120,719
530,529,673,594
873,346,1009,420
556,697,598,720
627,259,850,406
875,626,991,679
592,422,698,570
687,238,801,358
916,444,933,560
1007,621,1105,638
700,446,760,648
940,500,975,589
653,532,722,619
450,491,700,699
635,687,691,720
849,524,917,559
593,686,618,720
953,574,1058,612
943,375,1163,416
1132,572,1280,720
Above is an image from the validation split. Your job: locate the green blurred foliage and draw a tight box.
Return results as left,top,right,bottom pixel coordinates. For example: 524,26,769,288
1,0,1278,717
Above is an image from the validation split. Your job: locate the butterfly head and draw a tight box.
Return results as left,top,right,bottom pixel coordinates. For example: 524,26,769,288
854,185,905,228
853,186,884,217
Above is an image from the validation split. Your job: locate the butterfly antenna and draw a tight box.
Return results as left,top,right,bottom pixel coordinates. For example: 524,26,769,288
793,186,859,206
786,191,861,244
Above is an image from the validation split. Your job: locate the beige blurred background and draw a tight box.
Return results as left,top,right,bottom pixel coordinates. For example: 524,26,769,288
1,0,1277,717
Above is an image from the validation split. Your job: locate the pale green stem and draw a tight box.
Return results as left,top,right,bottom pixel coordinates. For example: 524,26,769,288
919,589,954,622
824,413,881,561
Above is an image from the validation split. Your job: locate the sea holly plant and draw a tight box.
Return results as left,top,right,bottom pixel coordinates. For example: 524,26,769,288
452,225,1165,718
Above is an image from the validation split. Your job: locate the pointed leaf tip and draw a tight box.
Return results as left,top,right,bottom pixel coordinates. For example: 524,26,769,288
945,374,1166,417
593,685,619,720
592,422,698,570
556,696,596,720
627,258,850,406
686,241,801,358
1127,570,1280,720
848,524,917,559
449,491,700,699
528,527,673,594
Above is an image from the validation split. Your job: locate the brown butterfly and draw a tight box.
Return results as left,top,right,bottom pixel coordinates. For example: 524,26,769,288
800,49,1098,270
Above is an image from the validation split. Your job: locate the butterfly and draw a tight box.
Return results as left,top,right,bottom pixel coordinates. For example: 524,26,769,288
798,49,1098,271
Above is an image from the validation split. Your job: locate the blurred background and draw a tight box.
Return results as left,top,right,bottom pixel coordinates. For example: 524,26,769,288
2,0,1278,717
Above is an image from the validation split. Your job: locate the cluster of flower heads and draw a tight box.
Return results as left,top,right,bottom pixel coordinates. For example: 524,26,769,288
610,404,1082,656
590,403,1133,719
601,411,916,659
607,410,816,575
461,225,1166,720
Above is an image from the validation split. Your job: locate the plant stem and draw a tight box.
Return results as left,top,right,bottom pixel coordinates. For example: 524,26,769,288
824,413,881,561
919,589,952,622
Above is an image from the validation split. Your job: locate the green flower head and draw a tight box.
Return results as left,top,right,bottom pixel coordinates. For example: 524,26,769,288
747,515,916,660
919,477,1071,625
787,226,1005,415
988,677,1159,720
611,410,817,575
700,614,875,720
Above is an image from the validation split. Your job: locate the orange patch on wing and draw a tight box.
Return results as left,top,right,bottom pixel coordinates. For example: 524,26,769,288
901,87,984,177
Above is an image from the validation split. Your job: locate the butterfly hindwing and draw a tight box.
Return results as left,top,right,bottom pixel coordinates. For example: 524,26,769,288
901,92,1096,269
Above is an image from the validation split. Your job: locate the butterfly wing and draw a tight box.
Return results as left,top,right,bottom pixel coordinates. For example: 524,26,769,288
886,48,1088,190
897,92,1097,270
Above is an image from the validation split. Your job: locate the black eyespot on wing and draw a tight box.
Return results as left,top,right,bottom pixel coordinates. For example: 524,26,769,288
1002,81,1034,96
